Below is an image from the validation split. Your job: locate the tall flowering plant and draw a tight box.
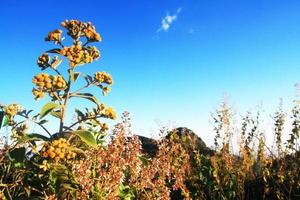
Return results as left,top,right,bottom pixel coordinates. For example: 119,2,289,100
0,20,116,199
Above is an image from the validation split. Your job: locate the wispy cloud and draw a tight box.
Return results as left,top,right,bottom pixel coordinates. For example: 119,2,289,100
157,8,182,32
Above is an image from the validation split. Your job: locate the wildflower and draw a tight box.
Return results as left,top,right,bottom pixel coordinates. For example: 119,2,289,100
45,29,62,42
52,75,67,90
4,103,22,117
32,73,67,99
60,20,101,42
37,53,50,69
104,107,116,120
94,72,113,85
41,138,76,162
60,45,96,68
83,22,101,42
86,46,100,60
32,88,45,100
61,19,85,40
32,73,51,90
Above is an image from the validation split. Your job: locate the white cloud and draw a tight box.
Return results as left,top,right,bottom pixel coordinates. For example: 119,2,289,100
157,8,182,32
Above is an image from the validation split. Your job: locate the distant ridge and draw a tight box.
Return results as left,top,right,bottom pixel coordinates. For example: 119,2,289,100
138,127,214,157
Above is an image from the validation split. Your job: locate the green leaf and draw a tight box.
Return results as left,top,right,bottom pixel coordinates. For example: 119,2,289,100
3,116,9,127
26,133,50,141
67,146,86,155
84,75,93,84
118,184,135,200
138,155,149,166
51,110,62,119
46,48,61,54
40,102,59,119
70,93,100,107
8,147,26,163
49,169,58,186
16,133,49,144
38,119,48,125
0,111,4,129
72,130,97,148
75,109,85,120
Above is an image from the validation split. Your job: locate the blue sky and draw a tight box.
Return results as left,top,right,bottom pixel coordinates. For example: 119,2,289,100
1,0,300,146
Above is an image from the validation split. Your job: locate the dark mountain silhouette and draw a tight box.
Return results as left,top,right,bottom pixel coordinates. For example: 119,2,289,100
137,135,158,157
138,127,214,157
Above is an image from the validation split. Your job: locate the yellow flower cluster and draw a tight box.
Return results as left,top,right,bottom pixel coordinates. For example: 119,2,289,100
61,19,101,42
32,73,52,90
32,73,66,99
4,104,22,117
60,45,100,68
86,46,100,60
61,20,85,40
46,29,62,42
42,138,76,162
37,53,50,69
104,107,116,120
94,72,113,85
32,89,45,99
52,75,67,90
84,22,101,42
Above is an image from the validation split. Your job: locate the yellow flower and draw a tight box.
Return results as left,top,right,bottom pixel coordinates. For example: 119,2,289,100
41,138,74,162
94,72,113,85
59,45,96,67
32,74,67,100
46,29,62,41
84,22,102,42
60,20,102,42
32,88,45,100
87,46,100,60
52,75,67,90
60,20,84,40
32,73,51,90
104,107,116,120
4,104,22,117
37,53,50,69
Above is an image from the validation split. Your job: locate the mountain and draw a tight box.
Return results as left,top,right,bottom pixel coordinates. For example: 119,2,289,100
138,127,214,157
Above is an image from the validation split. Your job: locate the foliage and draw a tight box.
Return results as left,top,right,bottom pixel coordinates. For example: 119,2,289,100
184,100,300,200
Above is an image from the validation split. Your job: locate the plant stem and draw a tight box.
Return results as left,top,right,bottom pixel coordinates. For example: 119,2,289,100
71,81,95,96
68,114,104,130
59,74,71,136
52,68,61,75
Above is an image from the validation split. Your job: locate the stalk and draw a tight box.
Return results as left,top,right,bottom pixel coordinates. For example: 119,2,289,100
59,73,71,136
